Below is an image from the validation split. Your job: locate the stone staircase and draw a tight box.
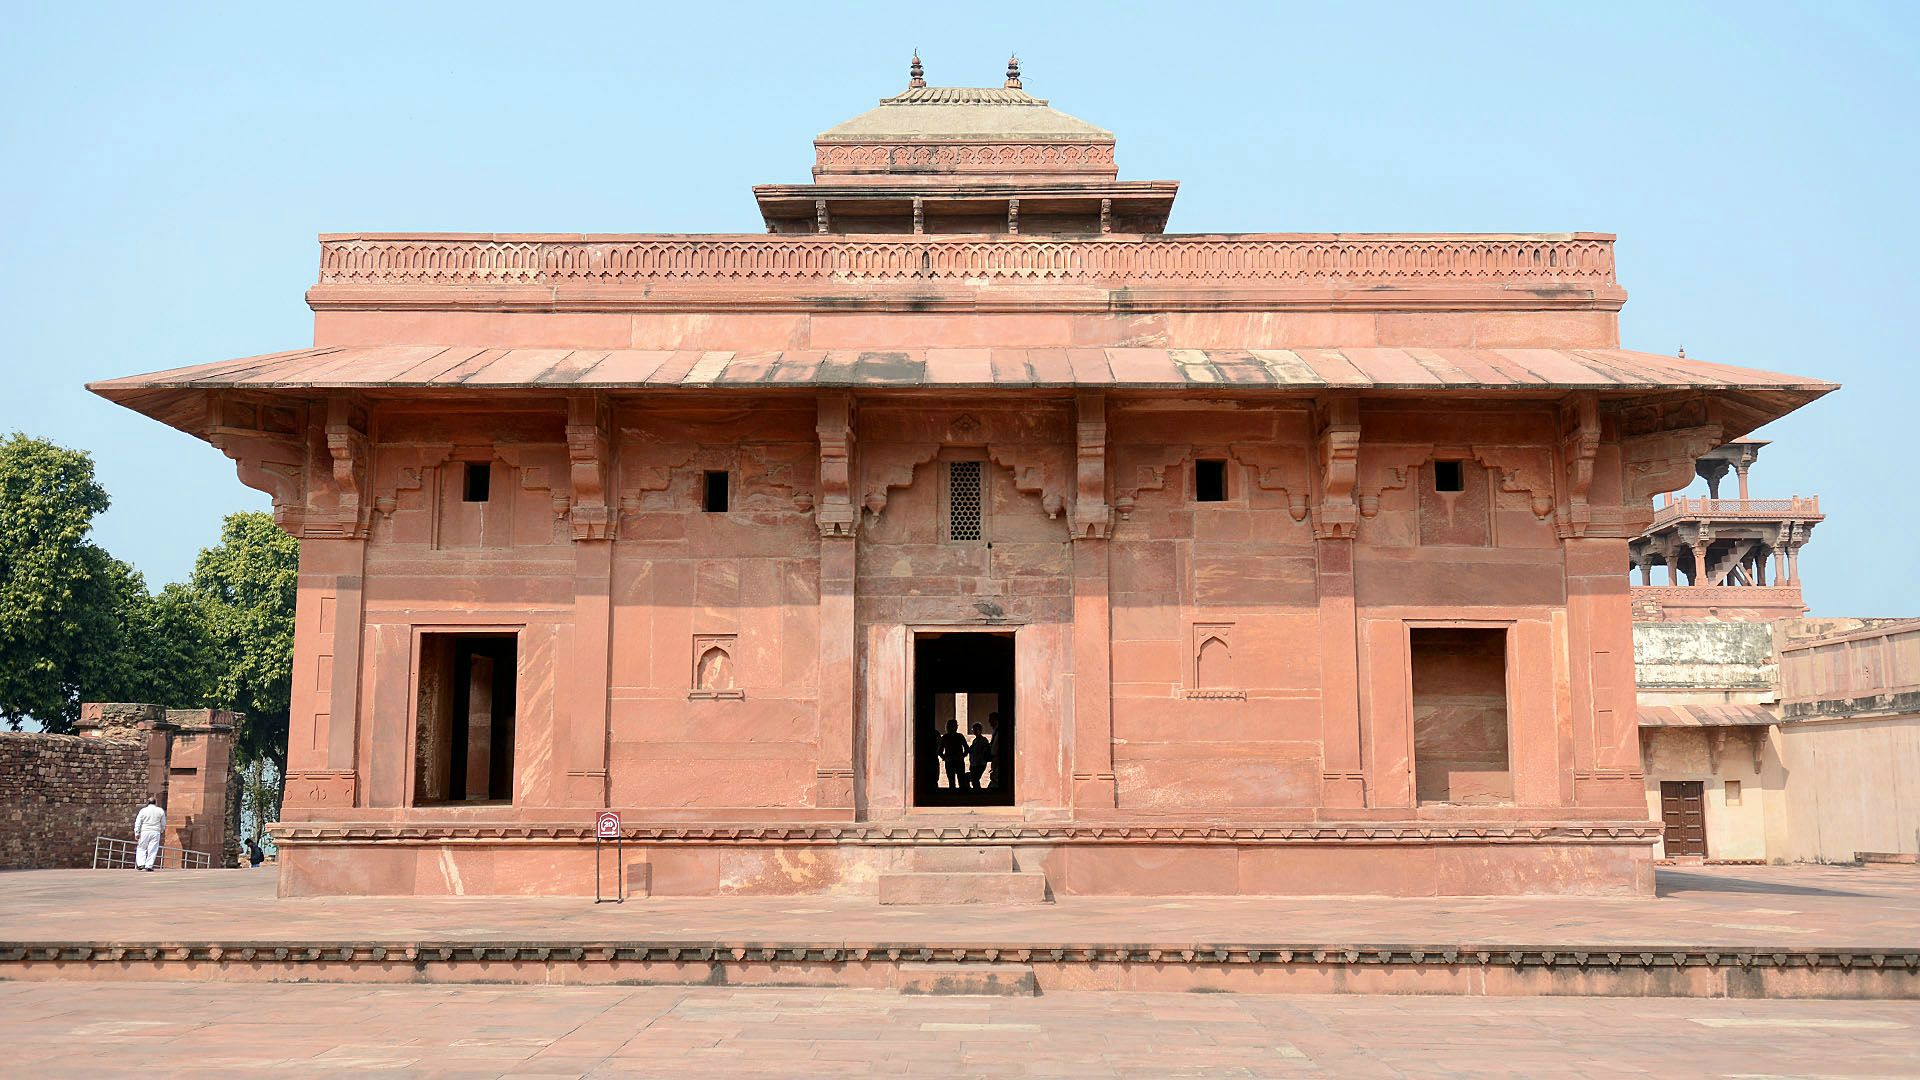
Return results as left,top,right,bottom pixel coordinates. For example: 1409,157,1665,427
877,845,1049,905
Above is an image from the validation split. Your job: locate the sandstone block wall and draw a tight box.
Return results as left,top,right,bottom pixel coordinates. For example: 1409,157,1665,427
0,732,150,869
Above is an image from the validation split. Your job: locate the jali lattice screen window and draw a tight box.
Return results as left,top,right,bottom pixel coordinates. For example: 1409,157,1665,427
947,460,983,541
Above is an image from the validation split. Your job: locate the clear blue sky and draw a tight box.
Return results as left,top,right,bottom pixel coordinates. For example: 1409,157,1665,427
3,2,1915,615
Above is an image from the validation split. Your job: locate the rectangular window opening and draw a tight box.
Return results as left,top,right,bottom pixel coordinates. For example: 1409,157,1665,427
414,632,517,805
1195,459,1228,502
1433,460,1465,493
1410,627,1512,805
1724,779,1743,805
702,470,730,513
462,462,491,502
947,460,983,541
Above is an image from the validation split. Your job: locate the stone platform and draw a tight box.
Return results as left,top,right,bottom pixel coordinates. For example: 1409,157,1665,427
2,864,1916,999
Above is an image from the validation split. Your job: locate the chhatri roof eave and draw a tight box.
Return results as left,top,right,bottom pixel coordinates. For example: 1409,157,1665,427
816,86,1115,143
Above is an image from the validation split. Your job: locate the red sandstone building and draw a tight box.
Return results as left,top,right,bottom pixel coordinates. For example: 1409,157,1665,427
93,61,1834,898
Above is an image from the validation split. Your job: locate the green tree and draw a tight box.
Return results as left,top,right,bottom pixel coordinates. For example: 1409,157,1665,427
188,511,298,778
0,433,121,731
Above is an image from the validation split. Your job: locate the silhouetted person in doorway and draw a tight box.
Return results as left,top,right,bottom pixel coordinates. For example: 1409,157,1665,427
939,720,969,790
967,721,993,790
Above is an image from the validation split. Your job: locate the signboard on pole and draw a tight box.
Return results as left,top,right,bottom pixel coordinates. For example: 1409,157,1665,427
594,811,623,903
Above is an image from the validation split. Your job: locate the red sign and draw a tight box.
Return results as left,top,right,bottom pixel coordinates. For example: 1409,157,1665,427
595,811,621,839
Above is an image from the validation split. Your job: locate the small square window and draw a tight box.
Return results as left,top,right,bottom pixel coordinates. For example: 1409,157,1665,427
1433,460,1465,493
1724,779,1742,805
462,462,491,502
1195,459,1228,502
702,470,730,513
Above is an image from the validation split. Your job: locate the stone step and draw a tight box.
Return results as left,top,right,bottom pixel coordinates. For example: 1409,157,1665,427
877,871,1050,905
909,845,1015,873
898,961,1039,996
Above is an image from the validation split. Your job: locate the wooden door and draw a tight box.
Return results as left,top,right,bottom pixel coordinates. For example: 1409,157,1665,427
1660,781,1708,858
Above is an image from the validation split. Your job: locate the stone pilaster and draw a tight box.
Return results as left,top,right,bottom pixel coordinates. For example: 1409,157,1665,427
814,392,858,812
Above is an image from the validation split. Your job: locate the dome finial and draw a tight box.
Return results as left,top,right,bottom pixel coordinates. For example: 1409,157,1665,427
1678,344,1687,358
909,49,925,89
1004,53,1022,89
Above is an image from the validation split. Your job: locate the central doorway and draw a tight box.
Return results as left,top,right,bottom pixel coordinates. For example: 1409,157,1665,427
913,631,1015,808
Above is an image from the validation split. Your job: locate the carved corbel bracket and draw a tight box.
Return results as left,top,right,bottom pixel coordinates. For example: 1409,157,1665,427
1355,444,1436,520
815,392,856,537
1069,392,1112,539
1110,442,1194,520
1554,392,1602,538
986,442,1069,520
566,392,616,541
1311,395,1360,540
1621,423,1726,506
322,395,372,539
1229,446,1311,522
207,393,314,537
1471,445,1557,520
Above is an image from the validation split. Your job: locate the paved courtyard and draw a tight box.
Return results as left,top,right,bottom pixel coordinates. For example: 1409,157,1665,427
2,980,1915,1078
2,863,1917,950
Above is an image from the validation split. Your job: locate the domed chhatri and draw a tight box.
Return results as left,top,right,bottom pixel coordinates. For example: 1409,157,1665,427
89,61,1832,902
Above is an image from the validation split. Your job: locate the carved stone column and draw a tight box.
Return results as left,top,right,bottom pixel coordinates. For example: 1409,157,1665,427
1068,392,1117,811
1311,395,1366,809
814,392,858,813
565,392,615,807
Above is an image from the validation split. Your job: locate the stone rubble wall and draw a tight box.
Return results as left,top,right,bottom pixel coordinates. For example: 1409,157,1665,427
0,732,150,870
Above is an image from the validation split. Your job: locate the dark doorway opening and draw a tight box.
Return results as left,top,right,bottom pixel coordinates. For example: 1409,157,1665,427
1660,780,1708,858
1410,627,1512,804
913,631,1015,808
414,632,518,804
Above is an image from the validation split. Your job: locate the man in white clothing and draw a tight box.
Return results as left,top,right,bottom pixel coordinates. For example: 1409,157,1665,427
132,797,166,872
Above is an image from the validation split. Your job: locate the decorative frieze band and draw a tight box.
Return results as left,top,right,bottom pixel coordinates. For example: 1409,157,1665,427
267,821,1664,846
814,141,1117,172
4,942,1912,977
316,234,1617,289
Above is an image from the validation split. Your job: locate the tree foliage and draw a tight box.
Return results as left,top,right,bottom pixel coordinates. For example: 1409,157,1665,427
187,511,299,771
0,434,120,731
0,436,298,771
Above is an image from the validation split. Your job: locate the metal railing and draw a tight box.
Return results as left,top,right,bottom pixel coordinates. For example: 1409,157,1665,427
92,836,213,870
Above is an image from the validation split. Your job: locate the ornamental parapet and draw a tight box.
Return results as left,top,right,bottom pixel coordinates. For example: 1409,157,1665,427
1648,496,1822,529
313,232,1618,293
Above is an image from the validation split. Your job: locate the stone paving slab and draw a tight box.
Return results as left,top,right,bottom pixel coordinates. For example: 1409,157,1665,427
1,980,1916,1078
2,863,1916,950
